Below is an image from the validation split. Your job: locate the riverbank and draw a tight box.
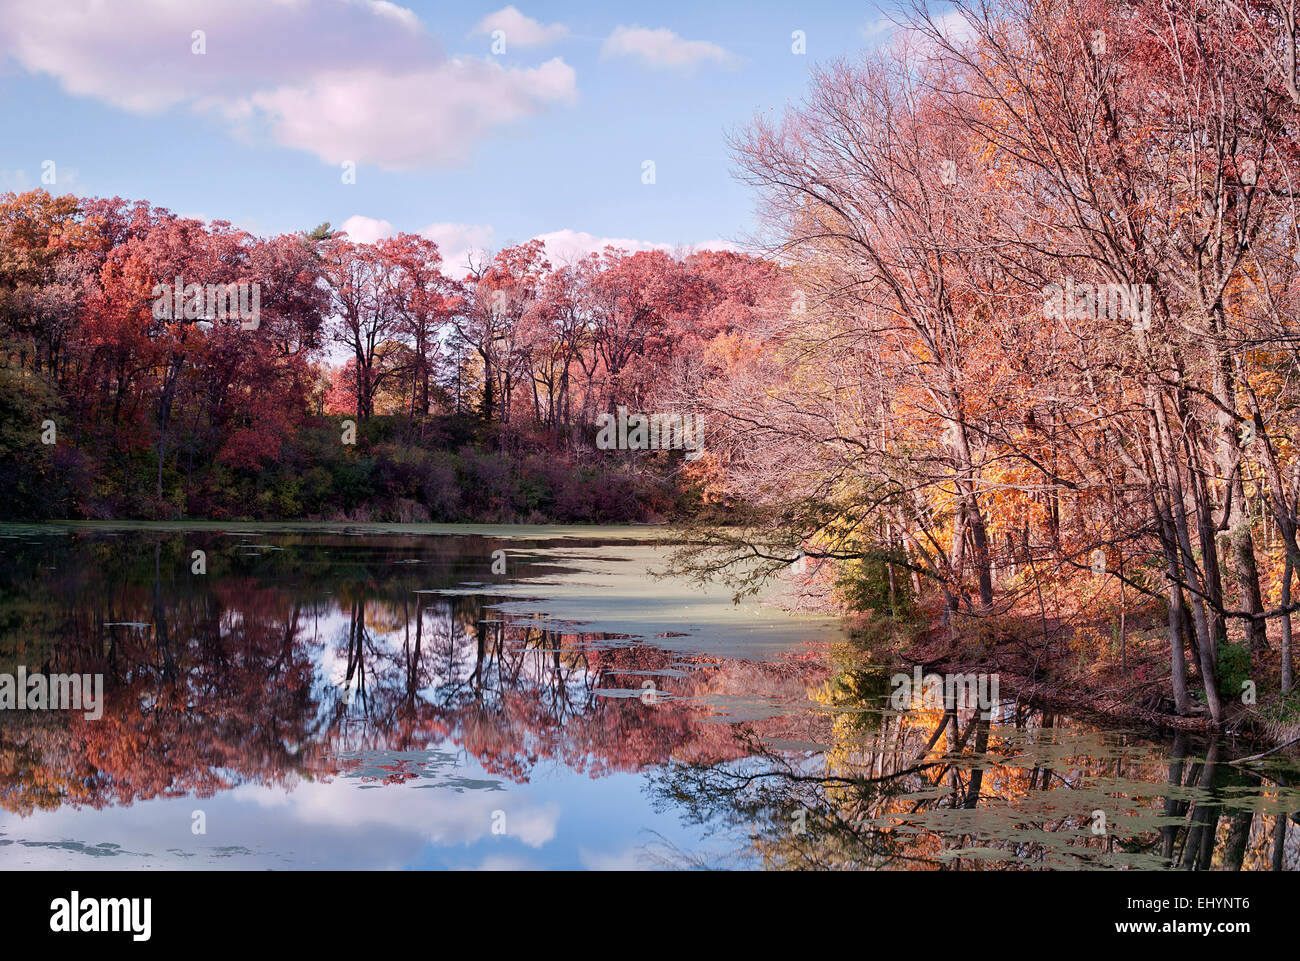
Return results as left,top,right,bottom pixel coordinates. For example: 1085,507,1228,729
857,603,1300,751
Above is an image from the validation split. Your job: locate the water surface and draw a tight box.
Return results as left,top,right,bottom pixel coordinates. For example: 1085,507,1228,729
0,523,1296,870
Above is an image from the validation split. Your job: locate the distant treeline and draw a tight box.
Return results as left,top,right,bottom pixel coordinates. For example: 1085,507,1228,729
0,190,786,521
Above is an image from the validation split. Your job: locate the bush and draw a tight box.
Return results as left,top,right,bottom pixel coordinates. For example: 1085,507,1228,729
12,407,703,524
836,550,916,623
421,451,462,520
1216,639,1252,699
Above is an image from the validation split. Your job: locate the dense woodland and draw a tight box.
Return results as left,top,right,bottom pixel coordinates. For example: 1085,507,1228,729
0,195,786,523
675,0,1300,731
5,0,1300,730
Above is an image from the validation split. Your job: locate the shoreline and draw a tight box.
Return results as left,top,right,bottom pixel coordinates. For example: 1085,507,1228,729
901,642,1299,751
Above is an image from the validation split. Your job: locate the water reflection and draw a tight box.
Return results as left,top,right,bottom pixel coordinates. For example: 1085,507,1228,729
0,526,1297,870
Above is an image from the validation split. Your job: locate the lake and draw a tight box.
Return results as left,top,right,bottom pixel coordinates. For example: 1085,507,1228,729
0,523,1296,870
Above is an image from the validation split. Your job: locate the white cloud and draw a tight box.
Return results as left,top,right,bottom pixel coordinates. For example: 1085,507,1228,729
884,10,979,58
245,59,576,169
418,221,496,275
366,0,421,32
339,214,396,244
229,779,561,848
0,0,578,170
0,0,429,113
334,218,495,276
860,16,896,43
533,228,676,263
0,777,563,869
533,228,740,263
600,25,737,70
930,10,979,44
689,237,745,254
328,220,738,275
472,6,569,48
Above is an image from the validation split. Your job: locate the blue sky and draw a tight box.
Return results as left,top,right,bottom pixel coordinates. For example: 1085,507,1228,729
0,1,908,272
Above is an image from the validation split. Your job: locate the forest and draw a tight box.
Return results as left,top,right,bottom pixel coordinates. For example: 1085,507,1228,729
0,194,787,523
4,0,1300,735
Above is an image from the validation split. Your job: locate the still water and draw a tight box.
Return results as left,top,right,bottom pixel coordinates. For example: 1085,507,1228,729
0,523,1297,870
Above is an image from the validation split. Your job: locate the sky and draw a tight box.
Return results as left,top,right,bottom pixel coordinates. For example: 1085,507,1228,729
0,0,916,274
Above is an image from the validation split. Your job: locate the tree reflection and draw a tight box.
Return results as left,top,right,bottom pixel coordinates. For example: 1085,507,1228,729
0,530,1297,871
647,645,1300,871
